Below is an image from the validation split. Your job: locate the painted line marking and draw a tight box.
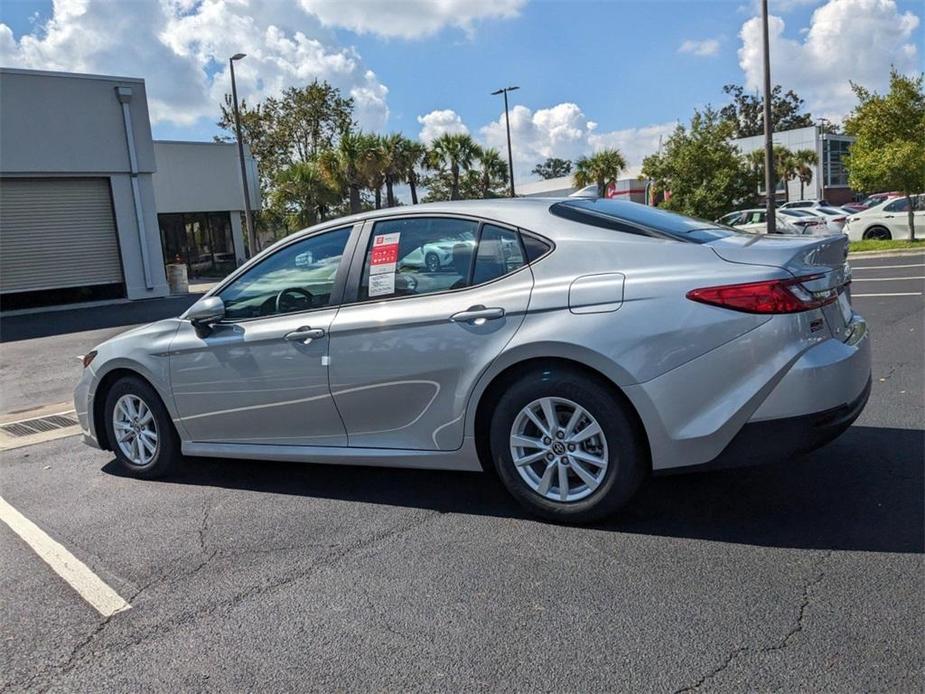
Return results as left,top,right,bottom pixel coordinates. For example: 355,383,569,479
852,263,925,270
852,276,925,281
0,496,131,617
853,292,923,297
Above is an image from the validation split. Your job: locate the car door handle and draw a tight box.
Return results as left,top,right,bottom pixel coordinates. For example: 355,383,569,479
285,326,325,344
450,305,505,324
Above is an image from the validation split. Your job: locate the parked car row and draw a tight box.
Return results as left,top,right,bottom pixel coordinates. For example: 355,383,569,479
717,207,843,235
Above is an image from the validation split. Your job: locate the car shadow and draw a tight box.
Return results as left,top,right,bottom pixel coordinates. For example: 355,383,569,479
102,425,923,554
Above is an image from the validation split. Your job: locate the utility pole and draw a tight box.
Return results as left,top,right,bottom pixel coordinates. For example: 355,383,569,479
230,53,257,256
761,0,776,233
491,86,520,197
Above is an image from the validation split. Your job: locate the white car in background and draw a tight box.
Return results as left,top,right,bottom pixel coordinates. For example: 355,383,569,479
717,209,802,234
811,206,854,232
780,199,831,210
778,209,830,234
844,195,924,241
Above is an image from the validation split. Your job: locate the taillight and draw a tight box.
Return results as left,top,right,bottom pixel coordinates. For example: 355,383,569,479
686,275,838,314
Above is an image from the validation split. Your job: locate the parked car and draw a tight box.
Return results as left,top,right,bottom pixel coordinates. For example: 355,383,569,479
842,192,902,213
716,209,802,234
780,199,830,210
845,194,924,241
76,199,870,523
778,209,830,233
811,206,853,232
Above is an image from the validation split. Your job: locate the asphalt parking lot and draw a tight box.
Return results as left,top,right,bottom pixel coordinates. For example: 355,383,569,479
1,253,922,692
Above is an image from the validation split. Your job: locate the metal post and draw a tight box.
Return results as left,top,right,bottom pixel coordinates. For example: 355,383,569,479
230,55,256,257
492,86,519,197
761,0,776,233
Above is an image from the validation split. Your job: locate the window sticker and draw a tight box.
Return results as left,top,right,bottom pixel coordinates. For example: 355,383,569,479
369,272,396,297
368,232,400,296
370,232,400,276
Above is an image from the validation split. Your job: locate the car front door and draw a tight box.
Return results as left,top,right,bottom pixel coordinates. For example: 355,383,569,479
169,225,357,446
328,216,537,451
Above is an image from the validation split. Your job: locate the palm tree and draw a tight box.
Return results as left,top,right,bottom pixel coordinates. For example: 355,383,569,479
427,133,480,200
793,148,818,201
360,134,386,209
402,139,427,205
476,147,508,198
271,160,340,228
574,148,628,198
318,130,372,215
378,133,406,208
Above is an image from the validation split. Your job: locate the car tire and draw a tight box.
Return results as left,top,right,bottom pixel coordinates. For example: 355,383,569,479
489,368,647,523
863,226,892,240
104,376,180,479
425,252,441,273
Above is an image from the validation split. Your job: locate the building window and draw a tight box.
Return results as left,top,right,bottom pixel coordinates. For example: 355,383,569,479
824,139,851,187
158,211,236,278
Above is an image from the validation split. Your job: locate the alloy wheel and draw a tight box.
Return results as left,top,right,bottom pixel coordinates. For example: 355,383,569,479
112,394,159,466
509,397,609,502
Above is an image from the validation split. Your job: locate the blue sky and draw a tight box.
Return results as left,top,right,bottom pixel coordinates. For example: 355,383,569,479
1,0,921,178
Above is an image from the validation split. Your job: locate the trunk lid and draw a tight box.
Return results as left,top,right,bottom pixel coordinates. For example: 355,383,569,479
708,233,853,338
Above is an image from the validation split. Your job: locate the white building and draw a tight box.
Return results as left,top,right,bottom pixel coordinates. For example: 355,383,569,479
731,125,855,205
0,67,259,311
517,166,651,204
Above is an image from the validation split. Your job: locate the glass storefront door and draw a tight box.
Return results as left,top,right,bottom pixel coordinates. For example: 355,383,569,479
157,211,236,279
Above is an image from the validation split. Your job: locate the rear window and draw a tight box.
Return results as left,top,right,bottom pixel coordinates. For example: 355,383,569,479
550,199,736,244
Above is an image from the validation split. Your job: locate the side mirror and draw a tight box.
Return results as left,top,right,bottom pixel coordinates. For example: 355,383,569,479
186,296,225,326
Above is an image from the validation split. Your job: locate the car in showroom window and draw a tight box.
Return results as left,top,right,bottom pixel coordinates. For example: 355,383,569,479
219,226,351,320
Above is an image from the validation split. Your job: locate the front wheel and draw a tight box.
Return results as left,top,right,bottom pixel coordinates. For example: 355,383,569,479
424,252,441,273
104,376,180,479
489,369,647,523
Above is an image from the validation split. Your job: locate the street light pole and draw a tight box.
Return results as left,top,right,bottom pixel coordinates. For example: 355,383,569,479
230,53,257,257
491,86,519,197
760,0,776,233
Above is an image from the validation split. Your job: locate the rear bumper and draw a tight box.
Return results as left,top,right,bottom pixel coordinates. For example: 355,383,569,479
675,375,871,473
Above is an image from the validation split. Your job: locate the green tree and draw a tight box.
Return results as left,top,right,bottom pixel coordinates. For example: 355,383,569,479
377,133,406,207
720,83,814,138
844,70,925,240
532,157,572,179
476,147,509,198
748,145,802,202
427,133,480,200
401,138,427,205
318,130,375,215
574,148,627,198
793,149,818,200
271,160,341,229
643,107,759,220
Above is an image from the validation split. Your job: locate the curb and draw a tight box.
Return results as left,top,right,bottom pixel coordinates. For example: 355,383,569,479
848,248,925,259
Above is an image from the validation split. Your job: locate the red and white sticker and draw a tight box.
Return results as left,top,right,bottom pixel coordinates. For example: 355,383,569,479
369,232,400,296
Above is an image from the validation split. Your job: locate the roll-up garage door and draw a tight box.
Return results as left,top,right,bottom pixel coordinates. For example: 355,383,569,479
0,177,123,294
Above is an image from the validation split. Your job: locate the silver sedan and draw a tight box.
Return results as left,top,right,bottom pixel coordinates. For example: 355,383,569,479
75,199,870,522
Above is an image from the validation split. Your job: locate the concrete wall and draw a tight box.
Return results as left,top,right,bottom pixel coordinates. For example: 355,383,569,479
152,140,260,214
0,68,167,301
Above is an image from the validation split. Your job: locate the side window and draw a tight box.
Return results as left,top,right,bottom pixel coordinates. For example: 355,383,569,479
359,217,478,301
219,227,351,320
473,225,526,284
521,232,552,261
884,198,908,213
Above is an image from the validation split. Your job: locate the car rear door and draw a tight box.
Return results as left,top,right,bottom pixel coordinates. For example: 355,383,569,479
327,215,535,451
169,225,358,445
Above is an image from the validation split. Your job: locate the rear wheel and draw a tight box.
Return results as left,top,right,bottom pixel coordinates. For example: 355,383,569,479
489,369,647,523
863,226,892,240
425,251,441,273
104,376,180,479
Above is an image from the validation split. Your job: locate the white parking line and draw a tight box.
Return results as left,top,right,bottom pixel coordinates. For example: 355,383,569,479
0,496,131,617
852,264,925,270
852,276,925,281
853,292,923,297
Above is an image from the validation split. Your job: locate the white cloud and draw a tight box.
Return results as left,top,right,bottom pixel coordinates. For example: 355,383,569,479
738,0,921,121
417,109,469,143
2,0,475,130
457,102,674,181
298,0,526,39
678,39,720,56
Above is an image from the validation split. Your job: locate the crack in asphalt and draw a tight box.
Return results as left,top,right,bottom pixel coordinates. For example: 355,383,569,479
673,551,832,693
10,508,444,691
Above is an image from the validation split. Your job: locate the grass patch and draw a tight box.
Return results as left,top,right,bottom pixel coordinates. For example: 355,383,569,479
849,239,925,253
